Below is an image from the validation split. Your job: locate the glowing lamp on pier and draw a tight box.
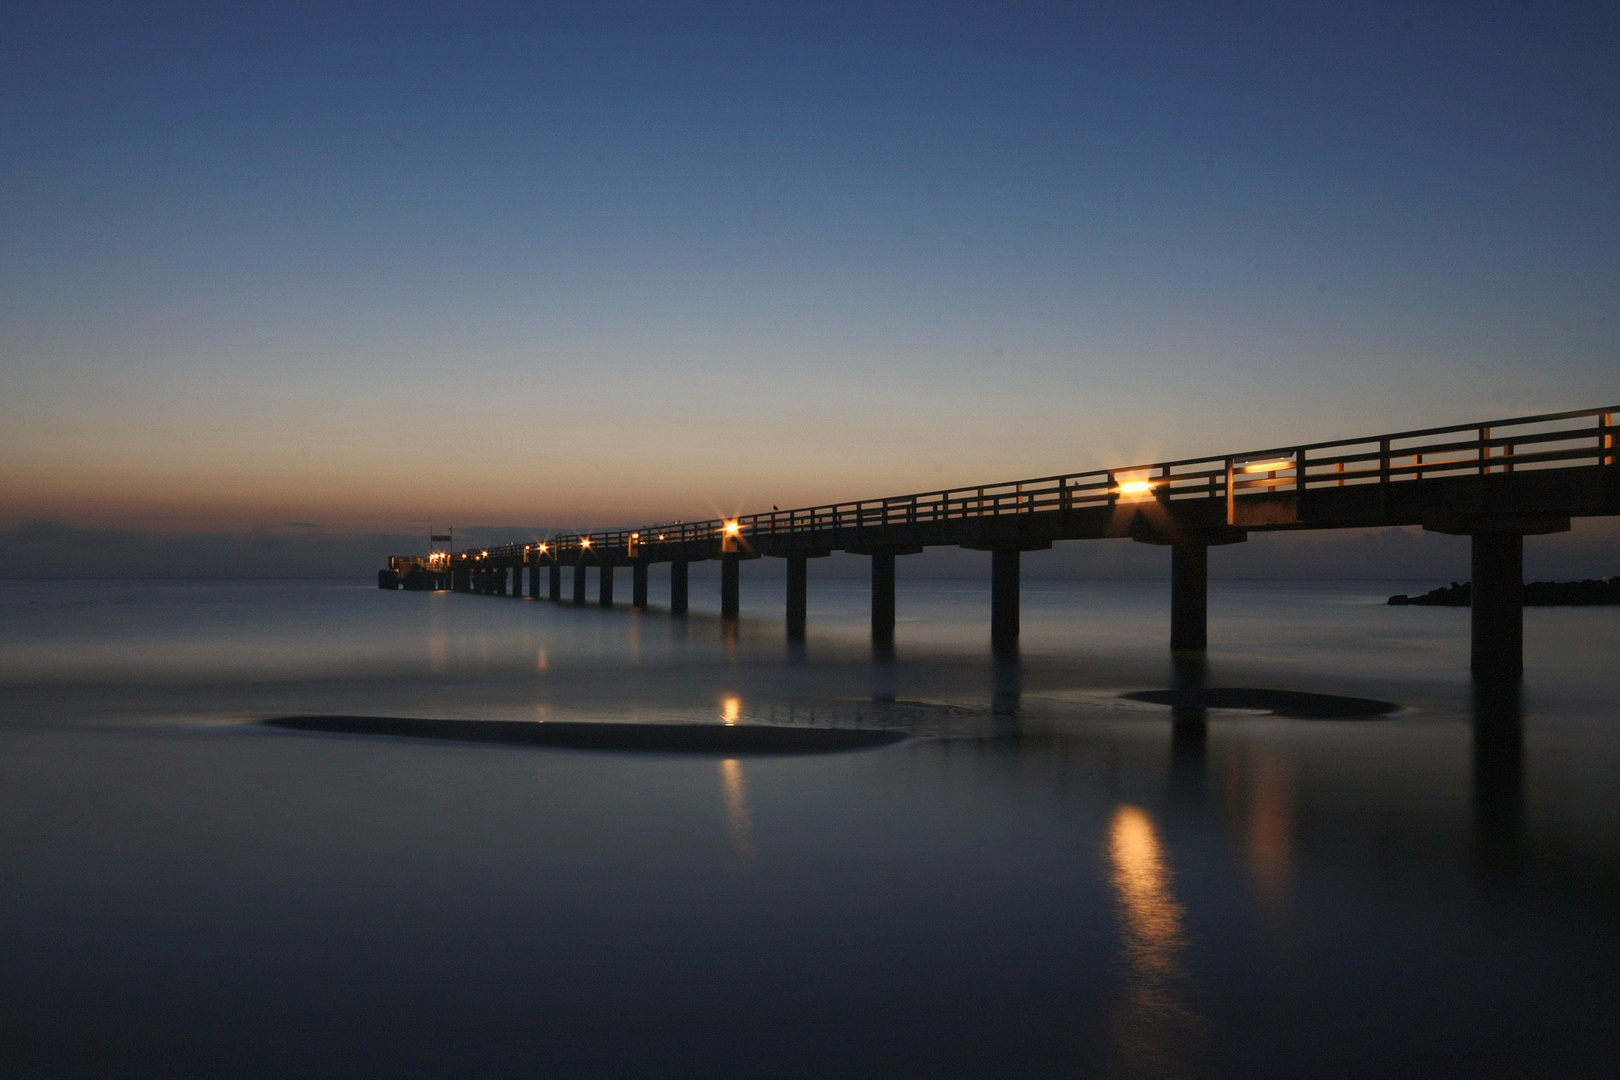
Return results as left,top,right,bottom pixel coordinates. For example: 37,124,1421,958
1114,479,1157,499
723,520,741,536
580,537,592,549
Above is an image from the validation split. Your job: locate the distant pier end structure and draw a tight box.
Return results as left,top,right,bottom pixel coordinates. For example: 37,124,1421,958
386,408,1618,677
378,529,455,591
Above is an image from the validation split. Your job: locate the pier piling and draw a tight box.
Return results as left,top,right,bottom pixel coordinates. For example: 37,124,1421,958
871,553,896,647
721,554,740,619
1471,532,1524,677
671,560,689,615
1170,542,1209,652
786,554,808,639
991,548,1020,655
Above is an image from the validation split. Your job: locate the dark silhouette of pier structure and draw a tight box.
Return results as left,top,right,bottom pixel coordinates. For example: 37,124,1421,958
387,407,1617,677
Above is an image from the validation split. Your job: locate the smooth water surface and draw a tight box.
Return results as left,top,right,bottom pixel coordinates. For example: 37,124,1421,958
2,577,1617,1078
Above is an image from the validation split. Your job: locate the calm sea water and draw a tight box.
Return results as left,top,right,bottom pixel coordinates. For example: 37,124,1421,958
2,575,1617,1078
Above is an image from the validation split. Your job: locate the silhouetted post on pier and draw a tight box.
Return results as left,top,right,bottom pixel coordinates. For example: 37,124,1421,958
599,564,614,607
572,563,587,605
528,557,539,598
720,553,740,619
671,559,689,615
632,561,648,609
1170,542,1208,651
548,561,561,602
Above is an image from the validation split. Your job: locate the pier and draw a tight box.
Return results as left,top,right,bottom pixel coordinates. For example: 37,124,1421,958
385,407,1618,677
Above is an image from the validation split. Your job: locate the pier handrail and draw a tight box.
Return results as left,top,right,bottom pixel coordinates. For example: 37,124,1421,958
457,405,1617,560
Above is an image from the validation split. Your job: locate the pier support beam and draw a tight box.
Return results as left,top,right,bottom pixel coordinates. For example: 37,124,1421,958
849,545,921,649
769,549,828,640
573,563,587,605
528,559,540,599
632,561,649,609
1471,533,1523,677
786,554,808,640
1423,513,1568,679
1130,525,1244,654
671,560,689,615
720,554,740,620
548,562,561,602
1170,542,1208,652
961,540,1051,656
871,554,896,647
991,548,1020,656
599,564,615,607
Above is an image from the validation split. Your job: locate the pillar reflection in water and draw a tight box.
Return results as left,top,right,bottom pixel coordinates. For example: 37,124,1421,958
1107,804,1206,1078
718,758,755,859
1472,679,1525,877
428,594,448,674
1168,654,1208,775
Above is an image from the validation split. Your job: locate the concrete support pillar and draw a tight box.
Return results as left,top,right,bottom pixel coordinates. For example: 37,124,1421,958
991,548,1020,656
496,568,508,596
548,562,561,602
786,554,808,640
671,560,689,615
599,564,615,607
1170,542,1209,651
572,563,588,605
632,562,649,609
720,554,740,620
871,553,896,647
528,560,540,598
511,565,523,597
1472,532,1524,677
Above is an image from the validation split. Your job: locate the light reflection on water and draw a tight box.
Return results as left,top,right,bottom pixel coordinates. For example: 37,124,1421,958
0,578,1618,1077
719,758,755,859
1108,804,1207,1079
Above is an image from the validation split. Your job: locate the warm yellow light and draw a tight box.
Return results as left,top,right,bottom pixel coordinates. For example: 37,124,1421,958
1243,460,1293,473
1117,480,1154,495
538,543,548,553
721,696,742,725
580,537,592,548
723,520,741,536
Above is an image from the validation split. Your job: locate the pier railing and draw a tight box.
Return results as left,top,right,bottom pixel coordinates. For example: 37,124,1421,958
470,406,1615,561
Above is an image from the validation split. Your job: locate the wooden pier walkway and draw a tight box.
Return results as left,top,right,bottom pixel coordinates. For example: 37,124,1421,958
386,406,1618,676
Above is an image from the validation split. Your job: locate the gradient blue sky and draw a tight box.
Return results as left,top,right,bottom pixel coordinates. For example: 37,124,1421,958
2,1,1616,534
